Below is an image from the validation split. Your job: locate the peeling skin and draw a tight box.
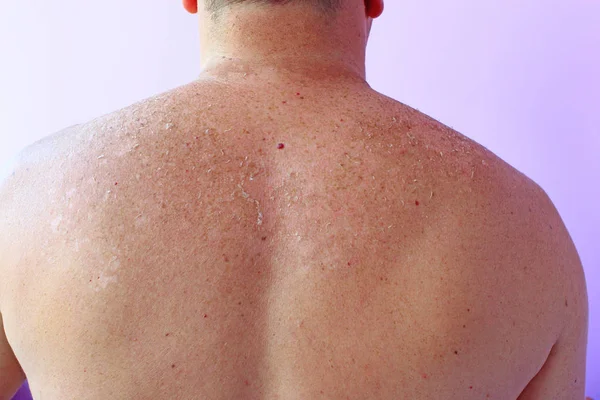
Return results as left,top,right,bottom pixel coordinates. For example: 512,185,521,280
0,41,542,398
92,271,119,292
238,183,264,226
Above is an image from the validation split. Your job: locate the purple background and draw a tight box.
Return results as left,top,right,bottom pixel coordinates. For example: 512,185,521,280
0,1,597,398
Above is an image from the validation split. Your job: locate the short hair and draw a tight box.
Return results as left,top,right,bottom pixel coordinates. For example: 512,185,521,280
204,0,342,15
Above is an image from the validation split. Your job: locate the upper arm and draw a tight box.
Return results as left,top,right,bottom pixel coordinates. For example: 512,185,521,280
517,186,589,399
0,314,26,400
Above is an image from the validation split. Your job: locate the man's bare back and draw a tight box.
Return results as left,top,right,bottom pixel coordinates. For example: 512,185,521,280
0,75,587,399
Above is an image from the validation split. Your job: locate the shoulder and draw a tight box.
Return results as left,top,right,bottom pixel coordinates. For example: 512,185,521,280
0,81,192,227
0,123,81,189
456,135,566,273
0,125,73,222
0,124,83,247
0,81,194,201
456,141,580,336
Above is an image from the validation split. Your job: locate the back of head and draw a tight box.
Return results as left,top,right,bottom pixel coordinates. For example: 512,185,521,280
204,0,342,15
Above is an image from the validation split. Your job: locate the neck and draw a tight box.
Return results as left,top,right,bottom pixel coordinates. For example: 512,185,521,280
197,3,370,84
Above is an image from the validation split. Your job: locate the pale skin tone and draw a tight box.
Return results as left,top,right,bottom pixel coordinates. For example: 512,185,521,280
0,1,589,399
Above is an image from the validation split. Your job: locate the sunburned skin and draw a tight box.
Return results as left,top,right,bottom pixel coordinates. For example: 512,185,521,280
0,75,580,399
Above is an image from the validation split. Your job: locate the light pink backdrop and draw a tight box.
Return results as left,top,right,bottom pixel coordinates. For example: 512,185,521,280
0,1,597,398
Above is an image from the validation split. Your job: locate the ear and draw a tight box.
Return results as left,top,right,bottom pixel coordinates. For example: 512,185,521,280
183,0,198,14
365,0,384,19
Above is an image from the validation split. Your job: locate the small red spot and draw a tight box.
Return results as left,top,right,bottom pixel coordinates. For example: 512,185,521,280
415,200,420,206
282,101,287,104
422,373,428,379
165,333,170,337
115,182,118,186
195,136,199,140
204,314,208,318
341,119,344,122
469,386,473,390
172,364,176,368
245,380,250,386
348,261,351,266
84,368,87,372
186,142,191,147
277,143,285,149
186,170,189,173
89,279,92,282
296,92,300,96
